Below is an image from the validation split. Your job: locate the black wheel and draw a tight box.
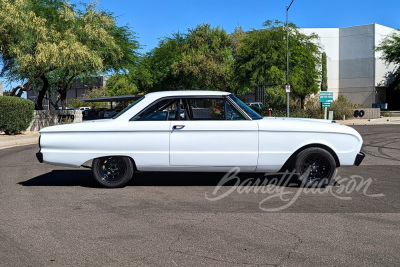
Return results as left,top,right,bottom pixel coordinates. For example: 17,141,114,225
295,147,336,188
92,156,133,188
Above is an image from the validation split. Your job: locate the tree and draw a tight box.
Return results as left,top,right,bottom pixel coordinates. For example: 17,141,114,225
0,0,57,97
234,20,321,109
171,24,236,92
52,2,138,109
321,52,328,91
376,31,400,90
67,86,108,109
0,0,139,109
137,24,247,94
138,32,186,92
106,74,139,96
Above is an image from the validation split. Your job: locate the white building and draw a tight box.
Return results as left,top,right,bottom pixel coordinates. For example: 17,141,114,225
302,24,397,108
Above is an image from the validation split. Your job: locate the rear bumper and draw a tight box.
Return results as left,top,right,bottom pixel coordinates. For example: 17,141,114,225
354,152,365,166
36,152,43,163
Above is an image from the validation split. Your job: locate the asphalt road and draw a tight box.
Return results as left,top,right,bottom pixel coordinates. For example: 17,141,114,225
0,125,399,266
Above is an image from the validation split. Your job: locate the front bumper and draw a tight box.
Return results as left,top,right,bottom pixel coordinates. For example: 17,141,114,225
354,152,365,166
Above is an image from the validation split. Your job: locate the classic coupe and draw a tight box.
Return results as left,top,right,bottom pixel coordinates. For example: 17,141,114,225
36,91,365,188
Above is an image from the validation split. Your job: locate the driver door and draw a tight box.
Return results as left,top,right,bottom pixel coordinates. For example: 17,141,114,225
169,97,259,170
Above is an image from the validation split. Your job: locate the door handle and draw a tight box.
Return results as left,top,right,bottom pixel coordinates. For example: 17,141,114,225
172,125,185,130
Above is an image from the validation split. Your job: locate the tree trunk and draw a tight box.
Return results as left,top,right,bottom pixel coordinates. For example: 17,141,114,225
10,80,34,97
300,96,305,110
58,89,67,110
37,75,49,110
10,85,24,97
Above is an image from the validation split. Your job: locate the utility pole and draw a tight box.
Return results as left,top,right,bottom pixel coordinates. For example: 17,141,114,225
286,0,294,118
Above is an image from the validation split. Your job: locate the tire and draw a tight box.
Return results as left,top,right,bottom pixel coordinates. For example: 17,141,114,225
92,156,134,188
294,147,336,188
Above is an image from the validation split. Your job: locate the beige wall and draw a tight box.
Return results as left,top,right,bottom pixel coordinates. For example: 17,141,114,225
26,110,82,131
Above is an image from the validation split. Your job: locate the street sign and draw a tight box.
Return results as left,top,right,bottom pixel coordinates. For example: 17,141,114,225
322,103,331,107
285,85,290,93
320,91,333,103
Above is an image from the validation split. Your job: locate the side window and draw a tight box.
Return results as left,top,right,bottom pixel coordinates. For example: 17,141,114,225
187,98,225,120
226,101,245,120
131,98,181,121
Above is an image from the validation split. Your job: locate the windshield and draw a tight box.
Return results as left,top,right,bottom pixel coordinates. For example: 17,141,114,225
228,94,262,120
112,96,145,119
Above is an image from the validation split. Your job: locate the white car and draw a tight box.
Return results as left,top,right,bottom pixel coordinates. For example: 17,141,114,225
77,107,91,111
36,91,365,188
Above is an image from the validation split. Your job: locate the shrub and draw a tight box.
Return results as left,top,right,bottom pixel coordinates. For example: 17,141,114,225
259,106,312,118
328,94,355,120
257,93,356,120
289,108,313,118
264,86,287,111
381,110,392,117
0,96,35,135
66,98,82,109
305,97,323,119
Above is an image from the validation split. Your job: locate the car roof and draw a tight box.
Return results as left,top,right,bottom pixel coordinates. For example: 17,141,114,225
114,90,233,121
145,90,231,97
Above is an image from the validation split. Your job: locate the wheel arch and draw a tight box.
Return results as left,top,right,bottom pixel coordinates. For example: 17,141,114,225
85,155,138,172
279,143,340,172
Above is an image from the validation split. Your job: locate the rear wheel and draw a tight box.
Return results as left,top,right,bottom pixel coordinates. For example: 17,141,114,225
295,147,336,188
92,156,133,188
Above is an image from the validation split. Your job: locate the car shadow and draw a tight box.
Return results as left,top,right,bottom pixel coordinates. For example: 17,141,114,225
19,170,301,188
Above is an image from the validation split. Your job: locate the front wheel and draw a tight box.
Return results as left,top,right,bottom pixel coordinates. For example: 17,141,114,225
92,156,134,188
295,148,336,188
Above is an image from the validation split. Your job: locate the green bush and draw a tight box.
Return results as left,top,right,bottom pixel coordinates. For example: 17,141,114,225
259,94,356,120
259,106,312,118
264,86,287,111
0,96,35,135
328,94,355,120
381,110,392,117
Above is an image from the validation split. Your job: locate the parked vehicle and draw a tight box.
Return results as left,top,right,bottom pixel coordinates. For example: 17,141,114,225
77,107,91,111
36,91,364,188
103,109,122,118
54,107,75,110
248,102,263,108
97,108,108,119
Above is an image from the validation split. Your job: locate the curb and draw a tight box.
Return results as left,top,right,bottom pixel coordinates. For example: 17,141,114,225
336,118,400,125
0,141,38,150
0,133,39,150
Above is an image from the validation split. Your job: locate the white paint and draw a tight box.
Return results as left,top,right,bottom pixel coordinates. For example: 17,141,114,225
39,91,363,173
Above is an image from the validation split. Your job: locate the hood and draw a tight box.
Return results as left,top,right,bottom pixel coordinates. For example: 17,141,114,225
259,116,362,141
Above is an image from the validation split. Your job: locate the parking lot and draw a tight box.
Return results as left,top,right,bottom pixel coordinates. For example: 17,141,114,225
0,125,399,266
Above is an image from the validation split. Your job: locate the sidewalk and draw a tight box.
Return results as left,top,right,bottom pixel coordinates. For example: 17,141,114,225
0,131,39,150
336,117,400,125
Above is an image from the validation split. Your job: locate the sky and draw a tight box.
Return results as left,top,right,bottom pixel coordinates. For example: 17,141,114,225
2,0,400,93
89,0,400,53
